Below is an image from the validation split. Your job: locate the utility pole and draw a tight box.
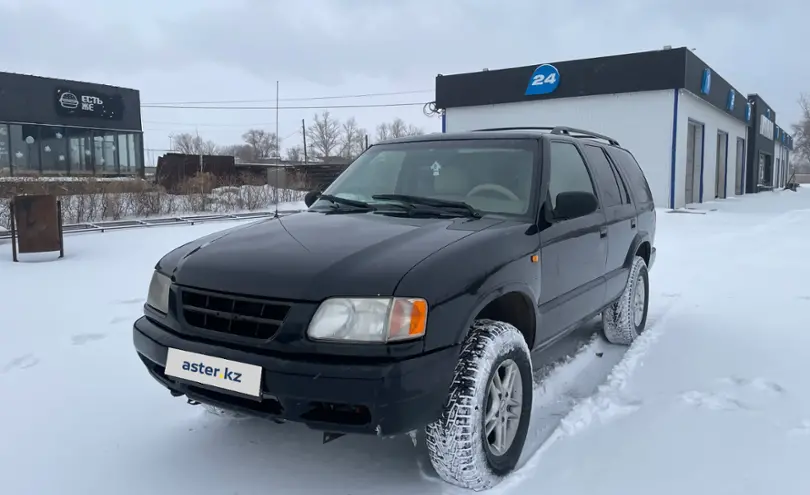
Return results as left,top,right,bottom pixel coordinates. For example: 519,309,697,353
274,81,280,217
301,118,308,164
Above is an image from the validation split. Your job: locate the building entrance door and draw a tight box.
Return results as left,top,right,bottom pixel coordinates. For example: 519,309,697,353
734,137,745,195
715,131,728,199
685,121,703,204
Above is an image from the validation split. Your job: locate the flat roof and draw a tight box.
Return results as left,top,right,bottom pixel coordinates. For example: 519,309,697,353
0,70,138,93
435,47,749,125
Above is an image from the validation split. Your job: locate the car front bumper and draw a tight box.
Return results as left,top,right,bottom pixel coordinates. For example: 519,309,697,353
133,316,460,436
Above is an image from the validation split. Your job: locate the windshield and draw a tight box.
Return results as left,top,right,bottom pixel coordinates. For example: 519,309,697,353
313,139,538,218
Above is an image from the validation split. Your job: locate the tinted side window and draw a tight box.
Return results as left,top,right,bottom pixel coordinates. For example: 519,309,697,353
611,157,631,204
606,147,653,204
548,141,596,211
583,145,622,207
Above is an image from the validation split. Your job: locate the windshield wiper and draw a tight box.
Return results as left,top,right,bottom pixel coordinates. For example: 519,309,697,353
371,194,482,218
317,194,375,212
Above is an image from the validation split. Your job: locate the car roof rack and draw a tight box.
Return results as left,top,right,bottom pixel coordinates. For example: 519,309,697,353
471,126,620,146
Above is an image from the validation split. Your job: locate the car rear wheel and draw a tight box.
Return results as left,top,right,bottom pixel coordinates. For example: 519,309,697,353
425,319,532,491
602,255,649,345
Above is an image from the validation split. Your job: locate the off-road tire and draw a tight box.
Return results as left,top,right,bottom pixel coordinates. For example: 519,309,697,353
602,255,649,345
425,319,532,491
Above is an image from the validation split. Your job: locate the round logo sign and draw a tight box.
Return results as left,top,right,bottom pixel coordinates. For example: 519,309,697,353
525,64,560,96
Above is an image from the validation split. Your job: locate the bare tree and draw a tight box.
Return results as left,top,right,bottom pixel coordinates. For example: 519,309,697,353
340,117,367,160
306,111,342,160
242,129,278,160
170,132,218,155
375,118,424,143
791,93,810,173
219,144,254,163
376,122,391,142
285,145,304,162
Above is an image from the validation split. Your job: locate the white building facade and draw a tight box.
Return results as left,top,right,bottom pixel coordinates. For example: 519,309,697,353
434,48,794,209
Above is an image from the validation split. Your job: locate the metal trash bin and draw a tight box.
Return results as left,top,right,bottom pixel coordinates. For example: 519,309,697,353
9,194,64,262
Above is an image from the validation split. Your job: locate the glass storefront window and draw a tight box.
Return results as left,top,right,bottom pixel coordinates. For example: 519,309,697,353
101,133,118,174
1,125,142,176
0,125,9,175
117,133,130,172
132,133,143,174
93,134,105,172
127,134,137,173
67,128,93,174
9,124,41,174
40,126,68,173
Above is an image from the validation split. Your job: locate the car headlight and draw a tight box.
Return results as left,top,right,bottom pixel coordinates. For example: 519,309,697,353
146,271,171,314
307,297,428,343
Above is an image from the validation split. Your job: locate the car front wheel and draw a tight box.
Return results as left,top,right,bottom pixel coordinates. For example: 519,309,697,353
425,319,533,491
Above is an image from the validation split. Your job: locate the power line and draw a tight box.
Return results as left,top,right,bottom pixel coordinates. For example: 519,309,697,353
144,120,277,127
142,89,432,106
141,101,428,110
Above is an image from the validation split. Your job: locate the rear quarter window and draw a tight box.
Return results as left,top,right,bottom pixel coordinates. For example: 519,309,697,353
606,147,654,205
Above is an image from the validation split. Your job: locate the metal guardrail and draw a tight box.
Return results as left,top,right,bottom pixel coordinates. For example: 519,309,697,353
0,209,305,241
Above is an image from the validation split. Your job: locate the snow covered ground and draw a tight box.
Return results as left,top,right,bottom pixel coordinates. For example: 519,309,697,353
2,187,810,494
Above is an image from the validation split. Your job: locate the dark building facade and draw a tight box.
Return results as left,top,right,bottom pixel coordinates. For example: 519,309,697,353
0,71,144,177
746,94,794,192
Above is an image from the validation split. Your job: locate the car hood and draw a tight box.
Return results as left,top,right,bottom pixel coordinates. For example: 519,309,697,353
162,211,503,301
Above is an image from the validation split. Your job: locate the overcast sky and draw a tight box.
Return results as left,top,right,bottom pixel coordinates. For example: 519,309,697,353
1,0,806,164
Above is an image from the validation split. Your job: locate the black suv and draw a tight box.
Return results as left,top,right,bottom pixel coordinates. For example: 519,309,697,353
133,126,656,491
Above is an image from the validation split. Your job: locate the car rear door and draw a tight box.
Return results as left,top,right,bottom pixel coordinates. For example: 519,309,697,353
606,146,657,266
581,144,637,303
537,140,608,341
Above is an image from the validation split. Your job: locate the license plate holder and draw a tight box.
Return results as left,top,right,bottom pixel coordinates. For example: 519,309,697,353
164,348,262,398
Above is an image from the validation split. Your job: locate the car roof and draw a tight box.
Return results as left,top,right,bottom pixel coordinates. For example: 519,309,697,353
376,126,622,148
377,130,549,145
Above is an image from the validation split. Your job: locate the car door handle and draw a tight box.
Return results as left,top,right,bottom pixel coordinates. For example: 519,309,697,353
599,227,608,238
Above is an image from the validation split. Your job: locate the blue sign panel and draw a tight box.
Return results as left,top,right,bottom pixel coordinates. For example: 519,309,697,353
701,69,712,94
525,64,560,96
727,90,735,111
745,102,752,122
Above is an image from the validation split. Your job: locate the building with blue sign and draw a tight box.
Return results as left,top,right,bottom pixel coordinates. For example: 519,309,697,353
434,47,793,209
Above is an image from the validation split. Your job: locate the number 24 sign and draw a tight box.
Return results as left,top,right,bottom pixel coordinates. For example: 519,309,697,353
525,64,560,96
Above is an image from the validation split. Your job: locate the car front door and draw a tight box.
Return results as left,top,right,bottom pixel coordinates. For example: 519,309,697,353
581,144,637,303
537,140,608,341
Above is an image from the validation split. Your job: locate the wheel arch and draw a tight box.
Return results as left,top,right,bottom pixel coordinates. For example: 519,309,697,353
456,284,538,350
625,233,652,269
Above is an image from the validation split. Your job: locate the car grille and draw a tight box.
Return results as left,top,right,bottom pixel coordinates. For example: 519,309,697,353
180,287,291,340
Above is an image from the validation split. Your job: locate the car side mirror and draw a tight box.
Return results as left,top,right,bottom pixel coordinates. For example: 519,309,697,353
304,190,321,208
553,191,598,220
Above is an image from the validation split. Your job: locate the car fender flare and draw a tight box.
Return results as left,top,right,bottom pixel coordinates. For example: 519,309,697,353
454,282,538,346
624,232,652,269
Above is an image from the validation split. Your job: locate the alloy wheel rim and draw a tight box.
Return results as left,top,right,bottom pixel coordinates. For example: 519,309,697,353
633,272,646,327
484,359,523,456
